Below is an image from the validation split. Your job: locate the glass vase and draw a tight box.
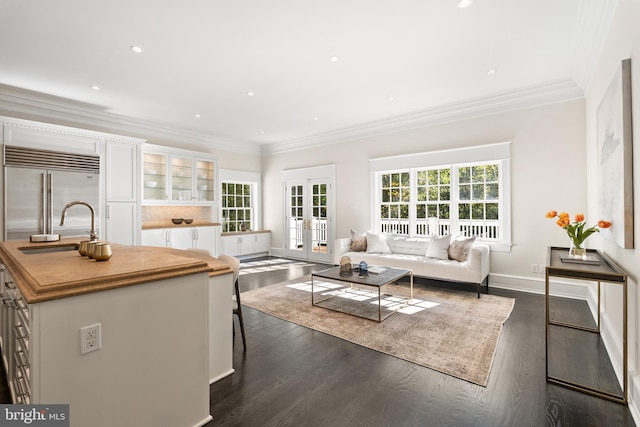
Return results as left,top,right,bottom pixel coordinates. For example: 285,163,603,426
569,240,587,260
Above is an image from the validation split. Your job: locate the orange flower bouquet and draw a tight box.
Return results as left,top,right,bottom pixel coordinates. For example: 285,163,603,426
545,211,611,258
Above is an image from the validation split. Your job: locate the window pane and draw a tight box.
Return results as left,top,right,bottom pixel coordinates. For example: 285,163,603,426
391,173,400,187
486,203,499,220
382,174,390,187
417,170,427,185
297,207,303,217
417,186,426,201
440,186,450,201
229,210,236,221
472,203,485,219
427,205,437,217
439,204,450,219
472,166,485,182
391,189,399,202
390,205,398,218
313,207,319,217
428,170,438,185
236,196,243,207
440,168,450,184
416,204,426,219
245,210,251,221
458,167,470,183
228,197,235,207
244,196,251,206
380,205,389,219
472,184,485,200
486,164,499,181
428,187,438,201
382,189,390,203
459,184,470,200
486,183,499,200
238,211,244,220
401,172,410,187
459,203,470,219
401,188,410,202
400,204,409,219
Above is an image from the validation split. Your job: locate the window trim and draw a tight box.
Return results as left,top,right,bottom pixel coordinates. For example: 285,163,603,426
369,142,511,252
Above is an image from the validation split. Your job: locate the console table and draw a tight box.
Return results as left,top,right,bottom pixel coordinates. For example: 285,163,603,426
545,246,627,404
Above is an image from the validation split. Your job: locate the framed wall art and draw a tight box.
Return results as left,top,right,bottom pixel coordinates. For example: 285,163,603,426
596,58,633,249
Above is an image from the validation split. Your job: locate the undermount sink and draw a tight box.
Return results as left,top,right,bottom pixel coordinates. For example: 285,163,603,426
19,245,79,255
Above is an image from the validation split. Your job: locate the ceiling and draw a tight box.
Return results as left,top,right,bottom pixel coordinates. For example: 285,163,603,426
0,0,617,154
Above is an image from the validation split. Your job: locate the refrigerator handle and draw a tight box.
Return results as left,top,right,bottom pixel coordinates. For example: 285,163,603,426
45,173,52,235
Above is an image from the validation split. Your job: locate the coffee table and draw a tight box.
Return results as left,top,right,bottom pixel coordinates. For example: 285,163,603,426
311,266,413,322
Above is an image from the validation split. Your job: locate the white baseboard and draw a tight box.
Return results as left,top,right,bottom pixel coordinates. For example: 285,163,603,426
629,372,640,426
489,273,592,301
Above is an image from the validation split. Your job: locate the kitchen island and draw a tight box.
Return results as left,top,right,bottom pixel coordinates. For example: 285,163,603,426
0,238,232,427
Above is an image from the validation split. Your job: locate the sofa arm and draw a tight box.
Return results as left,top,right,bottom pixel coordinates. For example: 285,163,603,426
468,243,490,277
334,238,352,258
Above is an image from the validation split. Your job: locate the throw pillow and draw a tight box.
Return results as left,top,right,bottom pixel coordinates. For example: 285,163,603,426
448,236,476,262
350,229,367,252
425,234,451,260
366,232,392,254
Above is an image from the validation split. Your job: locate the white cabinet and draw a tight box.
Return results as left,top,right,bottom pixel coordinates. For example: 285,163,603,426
142,226,220,256
106,203,138,246
105,140,142,245
105,141,139,202
221,232,270,257
142,145,217,205
141,228,171,247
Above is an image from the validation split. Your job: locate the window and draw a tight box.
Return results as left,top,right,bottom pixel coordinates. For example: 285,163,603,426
221,182,254,232
370,143,511,251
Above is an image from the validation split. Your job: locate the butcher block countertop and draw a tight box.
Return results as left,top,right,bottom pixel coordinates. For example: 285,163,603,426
0,238,232,304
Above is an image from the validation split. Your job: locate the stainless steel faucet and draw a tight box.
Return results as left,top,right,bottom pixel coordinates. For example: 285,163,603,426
59,201,98,241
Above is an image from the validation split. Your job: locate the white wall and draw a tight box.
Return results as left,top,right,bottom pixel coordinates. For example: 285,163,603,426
585,0,640,419
262,99,587,285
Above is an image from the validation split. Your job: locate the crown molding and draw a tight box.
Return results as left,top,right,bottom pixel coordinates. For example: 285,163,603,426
0,84,262,156
261,79,584,156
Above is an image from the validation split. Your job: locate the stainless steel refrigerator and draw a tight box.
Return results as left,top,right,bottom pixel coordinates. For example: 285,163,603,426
4,145,100,241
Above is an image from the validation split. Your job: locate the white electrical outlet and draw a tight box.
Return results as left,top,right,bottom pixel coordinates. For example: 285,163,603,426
539,264,546,274
530,264,538,273
80,324,102,355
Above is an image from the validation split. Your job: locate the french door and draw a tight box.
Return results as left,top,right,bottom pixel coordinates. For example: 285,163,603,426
284,169,334,263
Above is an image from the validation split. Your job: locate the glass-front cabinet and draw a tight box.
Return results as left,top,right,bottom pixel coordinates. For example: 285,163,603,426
143,152,169,201
171,156,193,202
142,145,217,205
195,159,215,202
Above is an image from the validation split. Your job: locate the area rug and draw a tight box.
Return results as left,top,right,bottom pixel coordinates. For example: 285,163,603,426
240,276,515,386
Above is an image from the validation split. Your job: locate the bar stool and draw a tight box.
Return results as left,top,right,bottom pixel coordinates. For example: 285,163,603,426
218,254,246,351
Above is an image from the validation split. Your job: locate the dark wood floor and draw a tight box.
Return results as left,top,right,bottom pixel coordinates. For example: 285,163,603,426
210,257,635,427
0,257,634,427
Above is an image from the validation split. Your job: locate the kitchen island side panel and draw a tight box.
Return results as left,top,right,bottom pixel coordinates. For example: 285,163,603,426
32,273,211,427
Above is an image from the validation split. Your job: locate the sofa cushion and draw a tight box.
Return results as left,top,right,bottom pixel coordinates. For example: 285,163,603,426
366,232,392,254
350,230,367,252
387,236,430,256
448,236,476,262
425,234,451,260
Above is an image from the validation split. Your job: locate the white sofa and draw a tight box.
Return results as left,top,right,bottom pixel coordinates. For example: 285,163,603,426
334,234,490,297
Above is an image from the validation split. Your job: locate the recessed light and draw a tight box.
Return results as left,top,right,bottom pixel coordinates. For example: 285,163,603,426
90,85,100,91
130,45,143,53
260,131,265,134
330,56,339,62
487,69,496,75
246,91,255,96
458,0,472,8
313,117,319,121
387,97,394,102
194,114,201,118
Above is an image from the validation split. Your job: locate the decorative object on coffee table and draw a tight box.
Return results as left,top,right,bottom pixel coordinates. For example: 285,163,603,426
340,256,352,276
